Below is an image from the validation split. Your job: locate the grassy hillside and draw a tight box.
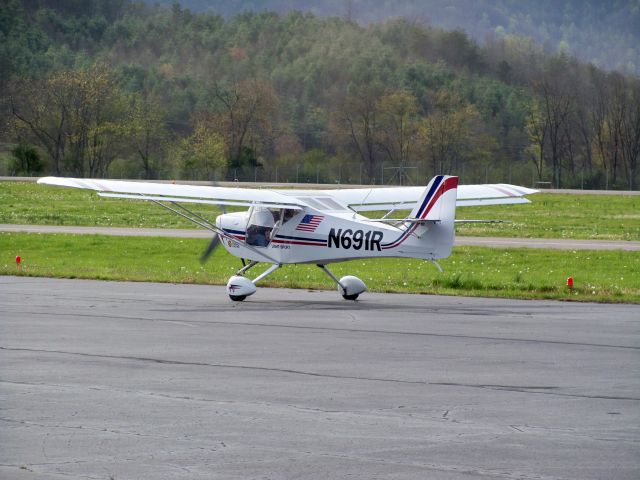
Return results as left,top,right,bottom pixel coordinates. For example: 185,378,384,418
173,0,640,74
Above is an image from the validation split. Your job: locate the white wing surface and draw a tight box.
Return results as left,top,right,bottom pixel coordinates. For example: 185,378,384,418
279,183,538,211
38,177,536,212
37,177,305,210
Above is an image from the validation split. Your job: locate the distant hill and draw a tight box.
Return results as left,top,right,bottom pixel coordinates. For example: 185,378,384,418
166,0,640,74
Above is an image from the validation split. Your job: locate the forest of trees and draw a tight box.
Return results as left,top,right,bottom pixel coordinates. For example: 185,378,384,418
171,0,640,75
1,0,639,189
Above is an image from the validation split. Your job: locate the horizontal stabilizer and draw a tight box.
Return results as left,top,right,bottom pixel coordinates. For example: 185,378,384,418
457,197,531,207
455,219,510,224
364,218,440,224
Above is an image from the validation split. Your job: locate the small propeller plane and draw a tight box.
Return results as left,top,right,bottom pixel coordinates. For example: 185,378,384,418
38,175,537,301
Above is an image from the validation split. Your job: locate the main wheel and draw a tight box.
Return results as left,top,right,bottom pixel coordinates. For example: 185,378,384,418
229,294,247,302
342,293,359,301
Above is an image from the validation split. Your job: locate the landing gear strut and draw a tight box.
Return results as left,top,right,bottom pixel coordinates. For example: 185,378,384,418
317,264,367,300
226,263,281,301
226,263,367,302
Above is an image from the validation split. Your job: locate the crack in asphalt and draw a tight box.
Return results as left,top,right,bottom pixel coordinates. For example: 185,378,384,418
2,308,637,351
2,346,638,401
0,417,169,439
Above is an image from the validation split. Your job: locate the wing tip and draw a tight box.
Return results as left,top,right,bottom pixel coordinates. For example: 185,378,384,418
37,176,57,185
496,183,539,195
37,176,82,188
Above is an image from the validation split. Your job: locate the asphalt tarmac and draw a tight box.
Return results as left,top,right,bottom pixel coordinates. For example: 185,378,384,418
1,276,639,479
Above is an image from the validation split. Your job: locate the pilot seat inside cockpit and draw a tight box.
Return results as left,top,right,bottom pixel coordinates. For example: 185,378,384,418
245,207,297,247
245,207,275,247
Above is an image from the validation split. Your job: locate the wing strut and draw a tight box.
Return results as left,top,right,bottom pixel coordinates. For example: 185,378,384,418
147,198,277,263
157,200,218,231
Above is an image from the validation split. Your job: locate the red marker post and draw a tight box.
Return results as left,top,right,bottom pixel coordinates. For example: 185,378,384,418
567,276,573,293
16,255,21,265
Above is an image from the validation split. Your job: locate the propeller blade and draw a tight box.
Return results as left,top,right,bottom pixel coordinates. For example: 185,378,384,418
200,234,221,264
200,204,227,263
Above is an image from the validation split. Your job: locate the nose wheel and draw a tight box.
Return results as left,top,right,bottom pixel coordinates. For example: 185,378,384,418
342,293,360,301
226,263,281,301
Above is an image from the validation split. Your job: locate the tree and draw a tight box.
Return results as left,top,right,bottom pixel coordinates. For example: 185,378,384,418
126,92,170,179
532,63,574,187
618,79,640,190
10,143,44,176
590,68,612,188
375,90,419,184
331,83,383,183
419,90,479,176
211,79,279,169
68,66,127,177
10,64,126,176
9,73,72,175
525,100,548,182
175,120,226,180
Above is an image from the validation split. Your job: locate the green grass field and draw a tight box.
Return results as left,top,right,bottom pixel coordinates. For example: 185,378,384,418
1,181,639,240
2,232,638,302
2,180,639,303
0,181,220,229
456,194,640,240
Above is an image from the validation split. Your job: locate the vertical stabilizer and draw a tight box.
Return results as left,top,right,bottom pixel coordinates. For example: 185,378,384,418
409,175,458,222
409,175,459,259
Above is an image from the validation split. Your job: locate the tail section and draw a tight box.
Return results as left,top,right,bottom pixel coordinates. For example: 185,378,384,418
409,175,458,222
409,175,458,259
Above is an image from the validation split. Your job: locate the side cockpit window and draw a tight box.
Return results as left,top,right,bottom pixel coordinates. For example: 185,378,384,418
245,208,299,247
282,209,297,224
246,207,276,247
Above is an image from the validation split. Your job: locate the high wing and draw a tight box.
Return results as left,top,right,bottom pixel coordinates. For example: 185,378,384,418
37,177,306,210
277,183,538,212
38,177,536,213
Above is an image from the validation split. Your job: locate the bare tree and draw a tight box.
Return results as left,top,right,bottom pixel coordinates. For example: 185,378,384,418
619,80,640,190
376,90,419,184
126,92,170,179
10,65,126,177
9,74,72,175
419,90,478,176
212,79,279,169
331,84,382,182
525,100,548,181
533,61,574,187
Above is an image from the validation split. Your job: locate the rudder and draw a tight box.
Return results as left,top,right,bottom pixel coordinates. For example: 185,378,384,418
410,175,458,259
409,175,458,222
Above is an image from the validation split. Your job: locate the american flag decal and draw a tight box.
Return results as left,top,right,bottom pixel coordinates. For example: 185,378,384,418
296,214,324,232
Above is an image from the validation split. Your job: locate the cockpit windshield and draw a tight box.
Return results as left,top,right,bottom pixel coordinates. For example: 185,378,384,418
245,207,298,247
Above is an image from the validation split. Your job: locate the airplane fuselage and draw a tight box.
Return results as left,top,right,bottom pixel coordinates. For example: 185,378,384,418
216,204,454,264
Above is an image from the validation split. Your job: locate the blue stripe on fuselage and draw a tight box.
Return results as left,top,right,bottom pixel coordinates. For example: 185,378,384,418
274,233,326,244
223,228,246,235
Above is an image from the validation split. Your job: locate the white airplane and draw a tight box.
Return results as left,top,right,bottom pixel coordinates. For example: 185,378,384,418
38,175,537,301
